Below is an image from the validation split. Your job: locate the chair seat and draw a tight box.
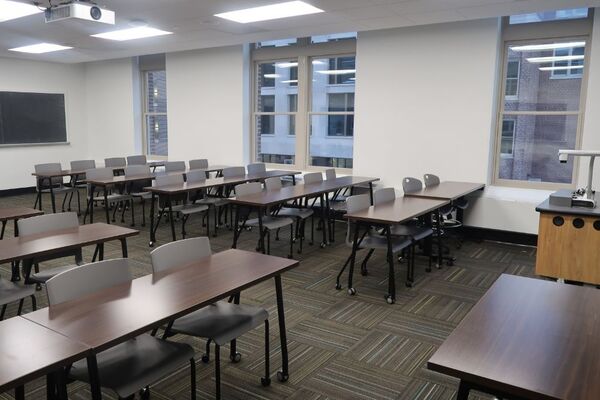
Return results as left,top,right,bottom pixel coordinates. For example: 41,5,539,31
30,264,80,284
171,301,268,346
246,216,293,230
390,225,433,242
89,193,132,203
360,234,412,253
195,197,229,206
69,334,194,398
329,201,347,212
172,203,209,215
0,279,35,305
40,186,77,194
277,207,314,219
439,204,454,216
131,192,152,199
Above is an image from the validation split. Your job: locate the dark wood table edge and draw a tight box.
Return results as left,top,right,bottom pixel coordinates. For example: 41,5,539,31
404,183,485,200
344,198,450,225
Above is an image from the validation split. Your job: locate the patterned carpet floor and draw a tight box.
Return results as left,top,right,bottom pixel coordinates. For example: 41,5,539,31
0,192,538,400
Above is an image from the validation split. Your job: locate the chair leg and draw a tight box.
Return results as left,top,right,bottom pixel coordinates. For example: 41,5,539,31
310,214,315,245
17,299,24,315
141,198,146,227
261,319,271,386
182,215,188,239
112,201,119,222
202,339,212,363
215,344,221,400
361,249,375,276
206,211,210,237
0,304,6,320
130,200,135,227
267,230,271,255
120,201,127,223
31,295,37,311
190,358,197,400
76,190,81,215
61,192,68,212
288,222,293,259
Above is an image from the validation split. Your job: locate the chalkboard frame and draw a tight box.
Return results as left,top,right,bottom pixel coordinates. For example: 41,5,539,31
0,90,70,147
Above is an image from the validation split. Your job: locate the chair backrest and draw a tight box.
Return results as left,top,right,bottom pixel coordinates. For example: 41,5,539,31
34,163,63,186
150,237,212,274
402,177,423,194
189,159,209,170
346,194,371,214
46,258,132,305
303,172,323,185
222,166,246,178
186,169,207,184
155,173,184,187
165,161,186,173
104,157,126,168
423,174,441,187
264,177,282,191
70,160,96,171
373,187,396,205
235,182,262,196
85,167,114,182
125,165,150,177
247,163,266,175
325,169,336,180
18,212,79,236
127,155,147,166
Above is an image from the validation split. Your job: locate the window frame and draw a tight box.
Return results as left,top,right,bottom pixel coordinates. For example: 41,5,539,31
142,69,168,159
492,13,593,190
251,37,356,173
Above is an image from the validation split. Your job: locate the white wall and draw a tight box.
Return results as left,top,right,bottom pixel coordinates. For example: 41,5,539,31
0,57,87,190
353,19,579,234
84,58,140,161
166,46,245,165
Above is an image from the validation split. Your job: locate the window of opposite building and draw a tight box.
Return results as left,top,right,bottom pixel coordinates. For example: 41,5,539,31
143,70,168,157
251,35,356,171
493,11,592,189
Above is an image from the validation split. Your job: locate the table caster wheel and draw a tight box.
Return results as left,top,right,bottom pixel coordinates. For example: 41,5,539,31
348,287,356,295
277,371,289,382
320,242,326,248
139,387,150,400
261,377,271,386
149,241,155,247
405,281,413,288
385,295,395,304
446,260,454,266
230,352,242,363
360,269,368,276
201,354,210,363
335,283,342,290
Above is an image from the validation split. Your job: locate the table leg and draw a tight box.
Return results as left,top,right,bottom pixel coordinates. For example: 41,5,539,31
167,195,176,242
437,210,443,268
369,182,374,205
49,178,57,213
46,372,57,400
274,275,289,382
0,220,5,240
87,355,103,400
120,238,128,258
320,194,328,247
258,207,265,254
56,368,68,400
292,174,296,185
98,243,104,261
456,380,470,400
103,187,110,224
385,226,396,303
347,221,360,295
149,192,156,247
232,205,240,248
14,385,24,400
84,185,95,224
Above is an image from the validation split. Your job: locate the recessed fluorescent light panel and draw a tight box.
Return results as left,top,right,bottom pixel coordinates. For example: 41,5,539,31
539,65,585,71
215,1,324,23
91,26,172,41
511,41,585,52
317,69,356,75
526,55,584,63
9,43,72,54
275,62,298,68
0,0,42,22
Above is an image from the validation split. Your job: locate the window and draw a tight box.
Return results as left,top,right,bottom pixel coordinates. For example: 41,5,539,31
144,70,168,156
551,47,585,78
509,8,588,24
254,60,298,165
256,38,297,48
252,35,356,170
494,36,588,186
505,60,520,98
501,120,515,155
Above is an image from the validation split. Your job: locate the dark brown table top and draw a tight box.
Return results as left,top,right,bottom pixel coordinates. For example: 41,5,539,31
345,197,449,225
0,223,138,264
229,176,380,207
0,317,90,392
428,274,600,400
145,170,301,195
404,181,484,200
0,208,44,222
24,249,298,353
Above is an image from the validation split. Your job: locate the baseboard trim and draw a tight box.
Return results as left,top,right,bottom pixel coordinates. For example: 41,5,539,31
462,226,537,247
0,187,36,197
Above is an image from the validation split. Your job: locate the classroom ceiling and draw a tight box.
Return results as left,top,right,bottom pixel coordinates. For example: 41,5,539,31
0,0,599,63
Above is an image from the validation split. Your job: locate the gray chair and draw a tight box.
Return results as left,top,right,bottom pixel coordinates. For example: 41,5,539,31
17,213,83,285
303,172,323,184
86,168,136,225
151,238,270,399
155,173,209,238
164,161,186,174
424,173,467,249
46,258,196,400
127,155,147,166
0,278,36,320
186,169,223,236
69,160,97,213
104,157,127,176
247,163,266,175
323,168,349,241
125,165,152,226
235,182,294,258
336,194,414,302
189,159,209,170
218,167,247,227
33,163,78,213
374,188,434,270
222,166,246,178
265,177,314,253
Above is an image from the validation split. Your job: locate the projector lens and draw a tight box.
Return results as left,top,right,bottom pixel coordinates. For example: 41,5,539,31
90,6,102,20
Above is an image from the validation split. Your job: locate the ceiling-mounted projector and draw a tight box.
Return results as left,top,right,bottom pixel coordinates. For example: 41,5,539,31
44,1,115,24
